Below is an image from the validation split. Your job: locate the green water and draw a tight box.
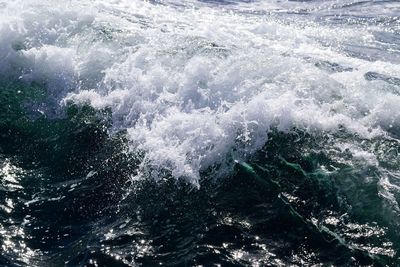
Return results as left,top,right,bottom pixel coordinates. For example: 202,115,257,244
1,81,399,266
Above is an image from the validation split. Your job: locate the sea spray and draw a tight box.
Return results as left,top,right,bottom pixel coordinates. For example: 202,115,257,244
1,0,400,265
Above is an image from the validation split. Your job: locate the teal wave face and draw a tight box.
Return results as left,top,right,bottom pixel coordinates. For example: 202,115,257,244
1,80,399,265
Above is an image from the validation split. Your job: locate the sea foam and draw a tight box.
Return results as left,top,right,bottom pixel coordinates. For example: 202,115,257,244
1,0,400,185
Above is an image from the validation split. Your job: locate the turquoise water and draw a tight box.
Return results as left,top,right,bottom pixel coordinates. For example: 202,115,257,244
1,0,400,266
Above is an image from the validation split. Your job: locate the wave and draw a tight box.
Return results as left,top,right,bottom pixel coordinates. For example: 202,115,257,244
3,0,397,184
1,0,400,265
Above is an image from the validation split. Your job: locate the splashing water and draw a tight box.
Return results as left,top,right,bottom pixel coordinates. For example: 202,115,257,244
1,0,400,266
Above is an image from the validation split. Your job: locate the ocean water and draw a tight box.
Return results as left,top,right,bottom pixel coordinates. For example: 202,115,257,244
1,0,400,266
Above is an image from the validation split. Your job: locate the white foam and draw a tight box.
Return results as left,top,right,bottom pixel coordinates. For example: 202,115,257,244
2,0,400,185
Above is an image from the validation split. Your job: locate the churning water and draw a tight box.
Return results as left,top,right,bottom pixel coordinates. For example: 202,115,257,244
1,0,400,265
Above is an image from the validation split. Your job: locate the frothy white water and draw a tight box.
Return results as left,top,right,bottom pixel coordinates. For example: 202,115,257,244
1,0,400,185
